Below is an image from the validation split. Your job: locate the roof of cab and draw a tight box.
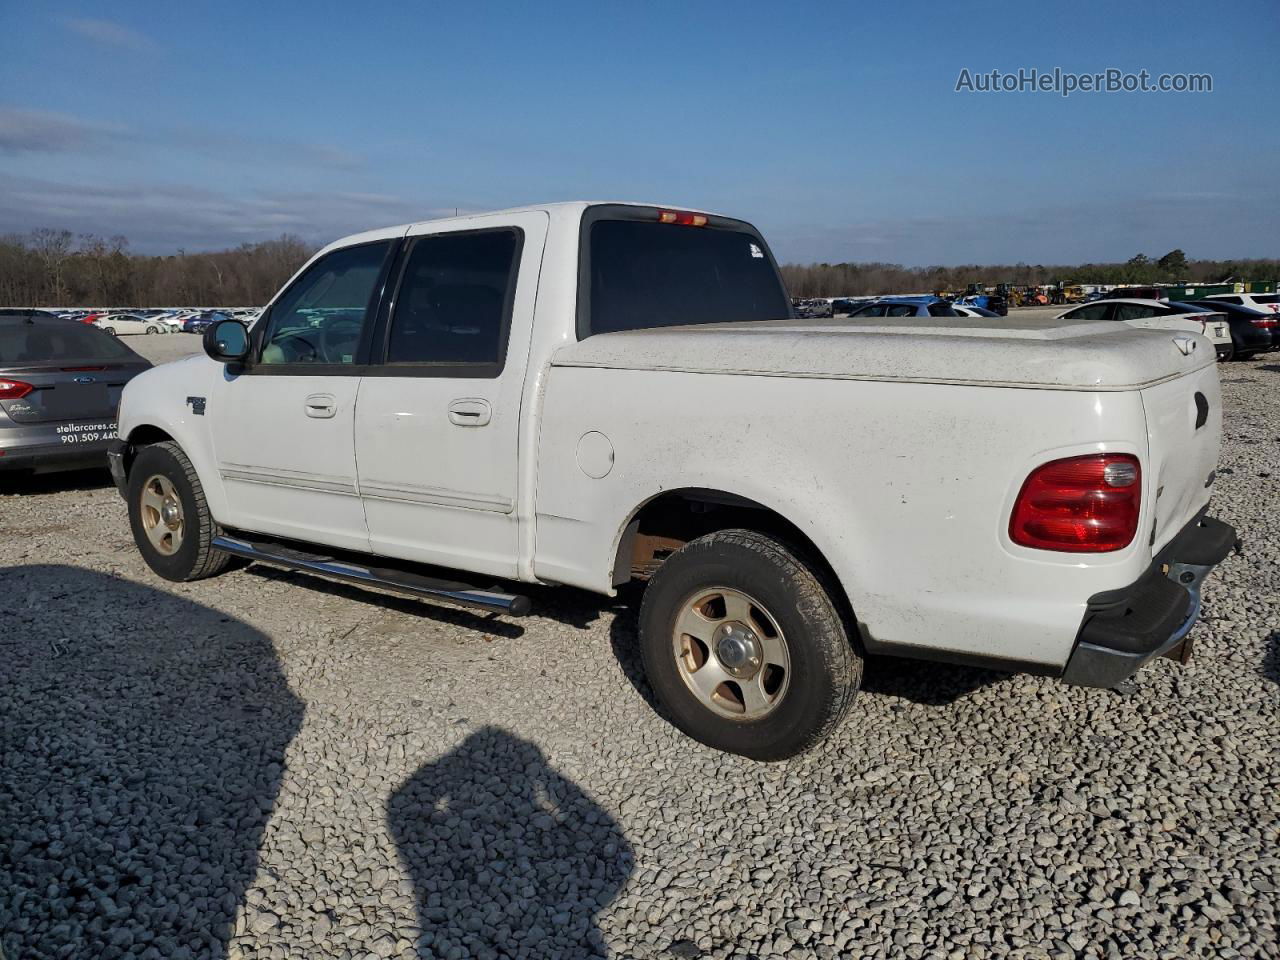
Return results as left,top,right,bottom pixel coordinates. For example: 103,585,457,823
318,201,727,255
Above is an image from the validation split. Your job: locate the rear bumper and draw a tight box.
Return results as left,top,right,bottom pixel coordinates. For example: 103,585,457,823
1061,513,1238,689
0,422,118,474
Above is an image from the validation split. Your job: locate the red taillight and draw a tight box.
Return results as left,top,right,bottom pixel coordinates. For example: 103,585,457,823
657,209,709,226
1250,317,1276,328
1010,454,1141,552
0,379,34,400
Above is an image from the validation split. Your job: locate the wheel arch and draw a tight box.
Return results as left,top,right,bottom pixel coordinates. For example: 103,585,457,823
610,487,858,638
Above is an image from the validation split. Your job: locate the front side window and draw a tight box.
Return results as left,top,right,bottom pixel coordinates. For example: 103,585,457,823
258,241,391,365
384,229,521,370
584,218,790,337
850,303,887,317
885,304,918,317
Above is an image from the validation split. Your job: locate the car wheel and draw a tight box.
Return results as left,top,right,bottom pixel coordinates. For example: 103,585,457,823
103,328,117,337
127,440,233,582
638,528,861,761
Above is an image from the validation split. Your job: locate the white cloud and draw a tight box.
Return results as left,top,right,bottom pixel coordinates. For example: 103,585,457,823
61,17,153,52
0,107,125,154
0,173,460,251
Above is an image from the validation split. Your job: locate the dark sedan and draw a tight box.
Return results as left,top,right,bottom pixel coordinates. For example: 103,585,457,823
0,311,151,474
1168,301,1276,360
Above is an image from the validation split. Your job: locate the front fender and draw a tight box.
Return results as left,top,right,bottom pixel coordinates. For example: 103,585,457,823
118,356,229,522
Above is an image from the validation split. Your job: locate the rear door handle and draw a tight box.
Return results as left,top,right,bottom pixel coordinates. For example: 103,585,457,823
304,393,337,419
448,398,491,427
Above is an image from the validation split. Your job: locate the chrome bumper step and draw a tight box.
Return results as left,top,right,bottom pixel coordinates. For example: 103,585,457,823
211,534,531,617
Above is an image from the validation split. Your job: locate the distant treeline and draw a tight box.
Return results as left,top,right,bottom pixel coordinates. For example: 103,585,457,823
0,229,315,307
3,228,1278,306
780,251,1280,298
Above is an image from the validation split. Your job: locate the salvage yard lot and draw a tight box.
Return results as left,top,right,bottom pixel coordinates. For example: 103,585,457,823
1,339,1277,960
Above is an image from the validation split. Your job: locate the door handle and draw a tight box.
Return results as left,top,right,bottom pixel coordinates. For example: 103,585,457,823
448,398,492,427
304,393,337,419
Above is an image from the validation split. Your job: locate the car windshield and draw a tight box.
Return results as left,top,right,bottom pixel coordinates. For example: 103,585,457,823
0,319,139,364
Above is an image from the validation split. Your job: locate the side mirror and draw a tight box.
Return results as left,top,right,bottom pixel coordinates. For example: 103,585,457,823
203,318,251,363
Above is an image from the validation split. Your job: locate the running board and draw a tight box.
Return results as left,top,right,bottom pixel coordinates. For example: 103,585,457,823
211,534,531,616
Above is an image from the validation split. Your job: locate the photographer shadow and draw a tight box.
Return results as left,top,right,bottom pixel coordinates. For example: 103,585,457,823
389,727,633,959
0,564,303,959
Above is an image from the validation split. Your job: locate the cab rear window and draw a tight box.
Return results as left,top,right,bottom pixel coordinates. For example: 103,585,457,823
582,217,791,337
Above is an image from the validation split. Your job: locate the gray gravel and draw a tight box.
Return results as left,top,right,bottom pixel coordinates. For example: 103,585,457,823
2,355,1277,960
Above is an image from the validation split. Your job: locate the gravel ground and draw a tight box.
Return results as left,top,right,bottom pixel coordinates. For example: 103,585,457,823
1,351,1277,960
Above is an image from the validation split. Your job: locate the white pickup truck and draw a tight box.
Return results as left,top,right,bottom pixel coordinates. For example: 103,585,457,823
109,202,1237,760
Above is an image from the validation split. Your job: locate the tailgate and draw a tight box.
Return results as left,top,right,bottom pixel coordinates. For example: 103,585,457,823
1141,363,1222,556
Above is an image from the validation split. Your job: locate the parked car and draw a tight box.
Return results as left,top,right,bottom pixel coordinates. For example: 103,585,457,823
1167,301,1275,360
1201,292,1280,315
110,201,1234,760
182,311,226,334
849,296,961,317
0,311,151,474
1057,298,1234,360
94,313,167,336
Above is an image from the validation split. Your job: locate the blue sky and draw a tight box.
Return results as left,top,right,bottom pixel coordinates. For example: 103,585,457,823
1,0,1277,264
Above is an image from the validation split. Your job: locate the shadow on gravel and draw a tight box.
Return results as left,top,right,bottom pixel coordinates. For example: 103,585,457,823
607,601,1006,717
1263,631,1280,686
1259,364,1280,374
389,727,632,959
0,466,113,495
248,566,528,639
859,655,1010,705
0,564,303,960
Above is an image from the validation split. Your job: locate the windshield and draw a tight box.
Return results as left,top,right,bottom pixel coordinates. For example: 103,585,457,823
583,217,791,337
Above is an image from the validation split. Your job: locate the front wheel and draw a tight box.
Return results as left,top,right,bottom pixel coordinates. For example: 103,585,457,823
145,325,159,334
127,440,233,582
638,529,861,761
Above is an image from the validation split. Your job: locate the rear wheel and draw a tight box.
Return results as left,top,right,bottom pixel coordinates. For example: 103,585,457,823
638,529,861,761
103,328,117,337
127,441,232,582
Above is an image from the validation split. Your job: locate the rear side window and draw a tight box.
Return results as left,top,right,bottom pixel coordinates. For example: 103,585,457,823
1114,304,1159,321
584,218,790,337
1216,296,1242,305
885,304,918,317
927,302,959,317
1253,294,1278,304
385,229,521,372
0,321,137,363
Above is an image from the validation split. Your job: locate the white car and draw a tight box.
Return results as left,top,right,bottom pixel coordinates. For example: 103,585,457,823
94,313,169,336
1201,292,1280,315
108,201,1234,760
1058,298,1234,360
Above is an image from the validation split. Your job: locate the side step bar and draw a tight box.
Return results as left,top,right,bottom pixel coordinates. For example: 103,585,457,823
211,534,532,617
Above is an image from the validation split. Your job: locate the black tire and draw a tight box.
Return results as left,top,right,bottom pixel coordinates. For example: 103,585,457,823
145,325,159,334
104,328,117,337
638,529,861,761
127,440,233,582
